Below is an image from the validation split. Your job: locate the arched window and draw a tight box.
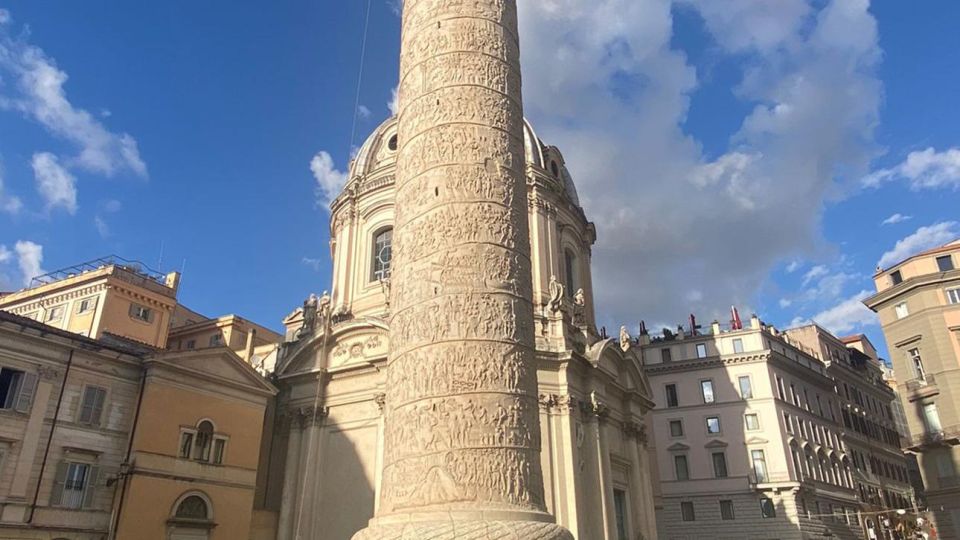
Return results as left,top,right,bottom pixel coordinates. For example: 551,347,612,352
175,495,209,520
194,421,213,462
372,228,393,282
563,249,576,296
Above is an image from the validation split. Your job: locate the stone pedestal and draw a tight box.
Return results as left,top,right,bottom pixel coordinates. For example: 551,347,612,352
352,0,572,538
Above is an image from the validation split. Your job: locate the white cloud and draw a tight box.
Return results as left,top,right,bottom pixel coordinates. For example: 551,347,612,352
302,257,323,271
0,13,147,177
791,289,877,335
14,240,44,286
94,215,109,238
877,221,959,269
517,0,882,326
388,86,399,116
778,298,792,308
0,244,11,263
863,147,960,190
801,265,829,287
785,260,801,273
310,151,348,208
31,152,77,214
0,9,10,25
881,213,911,225
0,161,23,214
357,104,371,120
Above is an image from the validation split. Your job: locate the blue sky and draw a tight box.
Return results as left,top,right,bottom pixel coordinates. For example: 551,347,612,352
1,1,958,361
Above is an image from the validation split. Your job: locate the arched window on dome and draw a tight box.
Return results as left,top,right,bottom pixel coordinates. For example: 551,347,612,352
371,227,393,282
564,249,577,297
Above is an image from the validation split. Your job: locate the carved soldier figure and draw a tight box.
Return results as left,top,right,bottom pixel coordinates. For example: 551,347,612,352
297,293,318,339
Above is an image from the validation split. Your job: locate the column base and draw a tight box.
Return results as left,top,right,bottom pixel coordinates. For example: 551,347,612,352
352,513,574,540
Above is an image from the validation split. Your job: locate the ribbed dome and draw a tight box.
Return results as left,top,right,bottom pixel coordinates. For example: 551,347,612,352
344,115,579,206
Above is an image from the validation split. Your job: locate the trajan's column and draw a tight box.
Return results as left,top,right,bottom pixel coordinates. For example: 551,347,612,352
352,0,574,538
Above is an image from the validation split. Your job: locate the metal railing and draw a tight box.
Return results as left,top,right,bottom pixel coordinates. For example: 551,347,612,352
904,373,936,392
26,255,169,290
907,424,960,449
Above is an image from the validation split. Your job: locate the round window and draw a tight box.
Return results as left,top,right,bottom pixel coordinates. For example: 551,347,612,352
388,135,398,151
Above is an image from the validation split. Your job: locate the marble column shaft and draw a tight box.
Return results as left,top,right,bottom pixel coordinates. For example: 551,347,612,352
353,0,571,537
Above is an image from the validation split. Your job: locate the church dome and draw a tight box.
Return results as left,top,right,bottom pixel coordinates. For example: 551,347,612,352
340,115,580,207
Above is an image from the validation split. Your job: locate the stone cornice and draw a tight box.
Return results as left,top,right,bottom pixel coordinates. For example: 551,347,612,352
864,268,960,308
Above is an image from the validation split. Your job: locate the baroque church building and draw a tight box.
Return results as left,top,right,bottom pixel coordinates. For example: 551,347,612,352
253,116,658,540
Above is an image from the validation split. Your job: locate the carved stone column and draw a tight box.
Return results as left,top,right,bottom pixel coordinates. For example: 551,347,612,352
351,0,571,537
277,409,303,540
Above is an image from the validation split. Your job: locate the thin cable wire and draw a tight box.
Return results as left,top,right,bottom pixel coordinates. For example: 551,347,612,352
348,0,375,158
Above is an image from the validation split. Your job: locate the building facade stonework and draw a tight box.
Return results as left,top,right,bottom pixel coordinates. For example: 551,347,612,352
255,109,656,539
865,239,960,536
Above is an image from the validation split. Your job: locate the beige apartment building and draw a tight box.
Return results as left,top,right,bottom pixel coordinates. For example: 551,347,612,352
0,309,276,540
785,328,914,535
865,238,960,536
0,256,181,348
641,317,867,540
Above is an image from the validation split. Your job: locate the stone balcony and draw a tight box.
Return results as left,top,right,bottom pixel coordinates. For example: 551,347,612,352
906,424,960,451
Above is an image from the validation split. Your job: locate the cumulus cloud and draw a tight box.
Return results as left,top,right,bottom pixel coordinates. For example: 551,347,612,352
31,152,77,214
881,213,911,225
863,147,960,190
785,260,801,273
357,104,372,120
790,289,877,335
0,161,23,214
517,0,882,326
388,86,399,116
0,244,11,263
302,257,323,271
801,265,829,287
310,151,349,208
0,12,147,177
877,221,959,269
14,240,44,286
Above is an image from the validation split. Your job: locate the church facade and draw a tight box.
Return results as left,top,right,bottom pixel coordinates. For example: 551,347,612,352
253,116,658,540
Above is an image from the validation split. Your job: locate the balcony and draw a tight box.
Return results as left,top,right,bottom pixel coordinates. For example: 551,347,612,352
906,424,960,451
747,471,795,489
904,374,939,401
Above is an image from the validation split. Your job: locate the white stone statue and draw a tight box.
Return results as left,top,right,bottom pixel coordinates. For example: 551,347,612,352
548,274,564,312
619,325,631,352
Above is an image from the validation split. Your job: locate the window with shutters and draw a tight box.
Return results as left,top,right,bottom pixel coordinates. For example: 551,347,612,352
674,455,689,480
194,421,214,462
180,420,228,464
50,461,99,509
712,452,728,478
129,303,152,322
0,367,38,412
76,297,96,314
78,386,107,426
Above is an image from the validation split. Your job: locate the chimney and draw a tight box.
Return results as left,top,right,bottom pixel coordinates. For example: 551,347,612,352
711,320,721,335
244,328,257,362
750,314,761,330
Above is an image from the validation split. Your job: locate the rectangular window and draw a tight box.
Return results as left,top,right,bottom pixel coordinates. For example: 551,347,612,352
696,343,707,358
947,288,960,305
665,384,678,408
209,333,222,347
669,420,684,437
674,455,689,480
738,376,753,399
783,412,792,433
923,403,943,433
681,501,695,522
661,348,672,363
186,340,196,349
179,432,194,458
752,450,768,483
130,304,152,322
791,384,800,406
712,452,728,478
760,498,776,518
213,438,226,465
895,302,909,319
732,338,744,353
77,298,95,314
0,368,37,412
720,500,735,520
776,376,785,400
891,270,902,285
910,348,926,381
58,462,91,509
706,416,721,434
701,380,715,403
78,386,107,426
745,413,760,431
614,489,629,540
937,255,955,272
46,305,64,321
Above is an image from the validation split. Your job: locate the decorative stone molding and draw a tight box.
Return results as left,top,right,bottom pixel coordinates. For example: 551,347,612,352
37,365,61,381
374,393,387,414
